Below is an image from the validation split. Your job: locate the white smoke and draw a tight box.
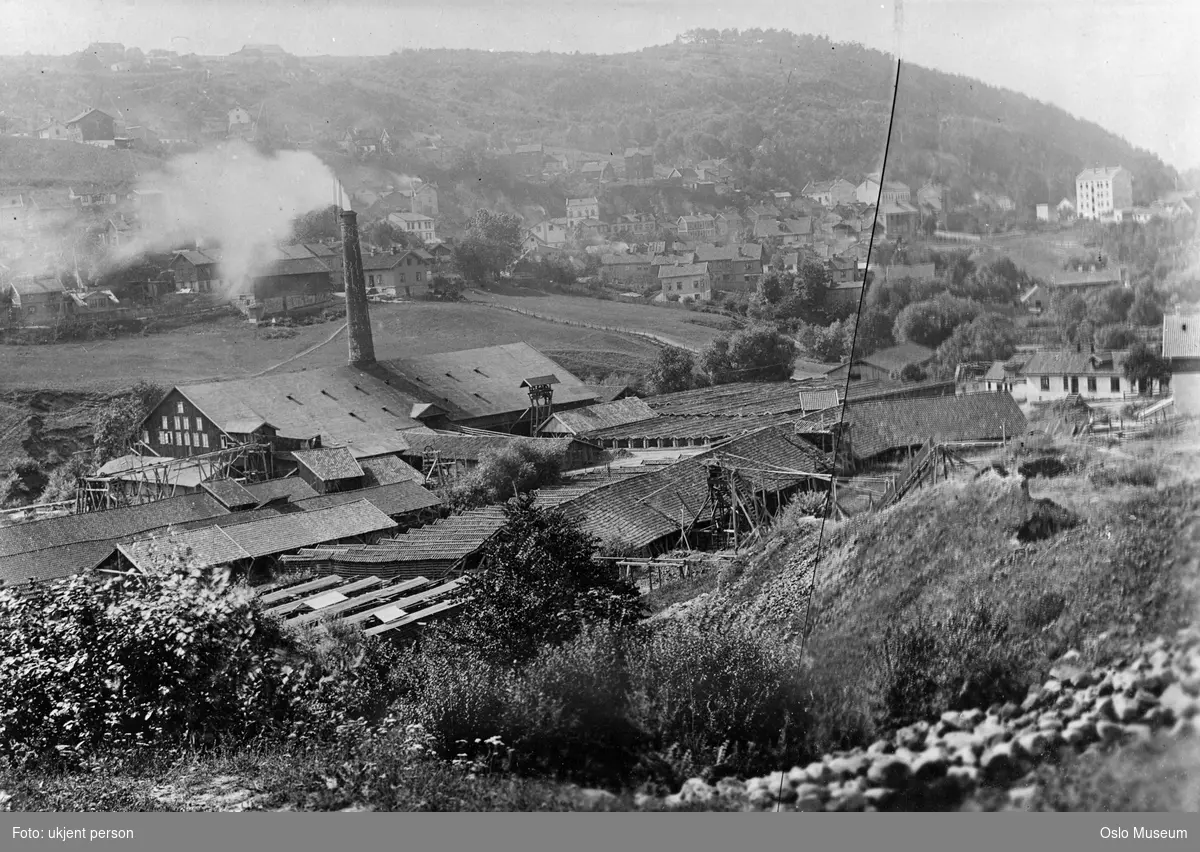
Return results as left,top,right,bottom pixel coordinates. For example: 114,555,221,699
117,140,342,293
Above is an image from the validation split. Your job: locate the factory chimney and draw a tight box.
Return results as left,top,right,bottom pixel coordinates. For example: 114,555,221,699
340,209,376,367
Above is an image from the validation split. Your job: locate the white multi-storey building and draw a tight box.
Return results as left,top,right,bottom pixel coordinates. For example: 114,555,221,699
1075,166,1133,220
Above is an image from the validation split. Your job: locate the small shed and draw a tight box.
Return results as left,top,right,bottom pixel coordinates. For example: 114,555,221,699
292,446,366,494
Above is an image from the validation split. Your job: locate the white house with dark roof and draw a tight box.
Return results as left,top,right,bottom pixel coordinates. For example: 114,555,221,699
1163,313,1200,416
658,262,712,302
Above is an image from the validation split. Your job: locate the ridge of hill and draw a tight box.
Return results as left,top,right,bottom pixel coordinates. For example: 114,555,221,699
0,30,1177,209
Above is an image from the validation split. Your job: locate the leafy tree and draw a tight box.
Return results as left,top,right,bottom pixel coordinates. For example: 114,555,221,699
893,294,982,348
853,305,896,355
291,205,341,243
441,497,647,666
1128,287,1165,327
1094,324,1139,350
93,380,165,467
447,441,565,510
757,273,787,305
899,363,928,382
427,274,465,301
452,209,524,286
365,220,415,251
700,324,796,384
1085,285,1134,326
1123,342,1171,392
935,313,1018,372
650,346,696,394
1050,291,1089,345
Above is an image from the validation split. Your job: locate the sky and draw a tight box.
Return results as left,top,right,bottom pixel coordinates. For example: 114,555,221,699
2,0,1197,171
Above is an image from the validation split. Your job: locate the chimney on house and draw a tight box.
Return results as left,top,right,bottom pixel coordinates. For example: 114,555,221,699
340,209,376,367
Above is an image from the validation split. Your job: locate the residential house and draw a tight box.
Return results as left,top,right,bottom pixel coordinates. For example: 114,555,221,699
36,120,71,141
980,356,1030,402
599,253,656,287
715,209,743,238
676,214,716,243
397,182,439,217
1020,348,1150,402
694,243,764,293
824,343,936,384
529,219,570,246
875,201,921,238
566,197,600,228
67,185,119,208
697,160,735,186
363,249,431,297
752,216,812,247
581,161,615,183
802,179,857,208
916,182,947,214
856,175,882,204
658,262,711,302
7,277,68,323
511,143,546,174
342,128,392,158
386,212,436,244
228,107,254,135
170,250,223,293
65,108,116,146
744,203,781,224
994,195,1016,212
1163,313,1200,416
624,147,655,181
1076,166,1134,221
1036,203,1051,222
772,190,794,209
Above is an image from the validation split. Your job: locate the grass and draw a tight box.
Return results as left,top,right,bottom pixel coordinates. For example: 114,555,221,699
467,288,739,351
1,301,665,391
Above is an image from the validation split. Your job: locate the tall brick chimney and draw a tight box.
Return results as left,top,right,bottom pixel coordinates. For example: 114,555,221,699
340,209,376,367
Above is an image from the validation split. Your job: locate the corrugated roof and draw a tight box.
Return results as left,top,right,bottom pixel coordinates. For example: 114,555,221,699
1021,349,1126,377
118,526,252,571
378,343,598,421
175,365,426,457
797,393,1027,460
291,481,441,517
1162,314,1200,359
222,500,397,558
292,446,365,482
541,397,657,435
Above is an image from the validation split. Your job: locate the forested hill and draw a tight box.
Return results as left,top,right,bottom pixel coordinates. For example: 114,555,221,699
1,28,1176,205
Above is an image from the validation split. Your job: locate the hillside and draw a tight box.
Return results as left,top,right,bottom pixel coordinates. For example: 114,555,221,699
0,137,166,188
0,29,1177,209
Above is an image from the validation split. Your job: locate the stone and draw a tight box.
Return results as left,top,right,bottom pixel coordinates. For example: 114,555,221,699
1064,719,1096,748
863,787,895,810
866,739,893,757
1112,670,1139,695
911,749,948,783
1037,713,1064,732
826,789,867,812
634,792,661,810
946,764,979,793
1049,663,1085,686
866,756,912,788
786,766,809,787
892,746,920,765
1095,721,1125,744
998,702,1020,720
794,783,827,803
895,724,927,751
974,719,1010,747
663,793,684,809
577,788,619,808
715,778,746,799
1015,732,1047,760
1123,724,1154,745
1095,695,1116,721
1112,693,1145,723
980,742,1021,785
1007,785,1039,811
827,754,869,780
940,731,983,754
745,787,773,810
1171,719,1196,740
1159,683,1199,721
679,778,716,804
1020,690,1043,713
793,789,824,812
805,762,833,784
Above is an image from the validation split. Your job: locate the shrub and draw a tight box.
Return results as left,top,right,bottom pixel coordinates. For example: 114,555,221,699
259,326,299,340
1089,462,1160,488
870,598,1029,730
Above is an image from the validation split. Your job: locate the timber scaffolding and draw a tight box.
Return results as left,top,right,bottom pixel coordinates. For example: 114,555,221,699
74,441,273,513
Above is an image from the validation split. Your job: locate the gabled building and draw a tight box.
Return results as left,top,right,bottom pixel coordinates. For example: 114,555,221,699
1163,313,1200,415
65,108,116,147
624,147,655,181
386,212,436,243
566,197,600,227
581,161,615,183
363,249,431,296
7,277,68,323
676,214,716,242
36,120,71,141
658,262,711,302
1020,348,1152,402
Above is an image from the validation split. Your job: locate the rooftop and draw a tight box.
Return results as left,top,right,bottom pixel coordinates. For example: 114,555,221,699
1162,314,1200,359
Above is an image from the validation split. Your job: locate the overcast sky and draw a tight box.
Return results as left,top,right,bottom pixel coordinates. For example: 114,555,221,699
3,0,1197,170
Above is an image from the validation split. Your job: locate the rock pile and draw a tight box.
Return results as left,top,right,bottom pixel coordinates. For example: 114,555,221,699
652,629,1200,812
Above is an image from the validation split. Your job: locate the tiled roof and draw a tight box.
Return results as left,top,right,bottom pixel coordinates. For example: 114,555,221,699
118,526,252,571
859,342,936,372
982,356,1030,383
541,397,657,435
797,393,1027,460
587,410,807,442
222,500,397,558
291,481,441,517
1021,349,1126,377
360,455,425,486
1162,314,1200,359
175,364,427,457
645,381,814,417
258,256,331,278
0,540,118,587
557,427,831,550
378,343,599,421
0,493,228,560
791,359,842,381
657,263,710,279
292,446,365,482
201,479,260,510
242,477,318,503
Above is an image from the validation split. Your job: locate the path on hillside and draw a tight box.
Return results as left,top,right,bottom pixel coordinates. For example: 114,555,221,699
467,298,704,354
250,322,348,378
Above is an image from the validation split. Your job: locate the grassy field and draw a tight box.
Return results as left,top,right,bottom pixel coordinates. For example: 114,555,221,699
1,301,665,392
964,228,1090,281
468,287,741,351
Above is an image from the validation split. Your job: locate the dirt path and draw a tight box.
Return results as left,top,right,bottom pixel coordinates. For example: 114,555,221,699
250,322,347,378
